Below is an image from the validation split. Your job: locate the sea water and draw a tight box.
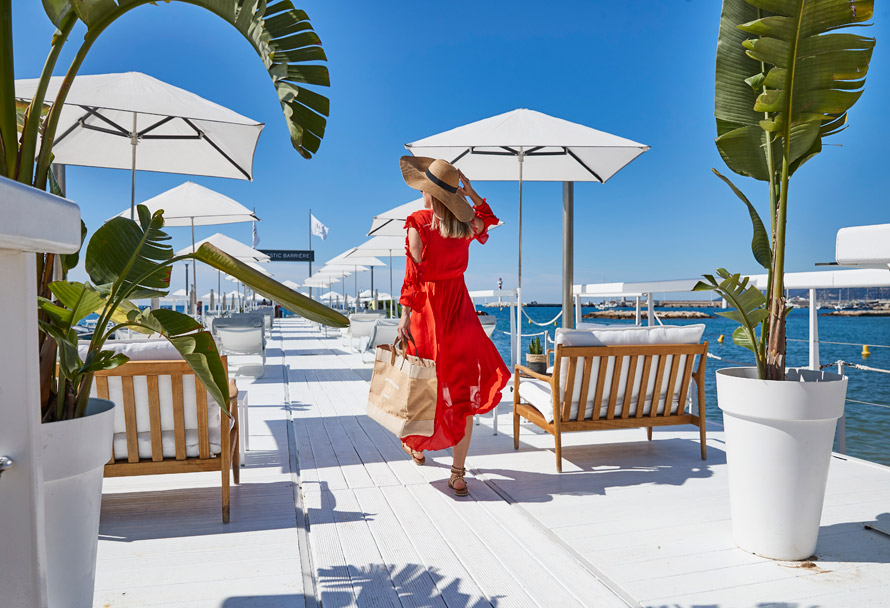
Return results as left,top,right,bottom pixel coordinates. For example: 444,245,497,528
482,305,890,467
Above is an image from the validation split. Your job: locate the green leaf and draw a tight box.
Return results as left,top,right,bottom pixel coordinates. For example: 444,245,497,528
167,332,231,415
60,220,87,273
189,243,349,328
48,281,106,327
712,169,771,269
39,321,81,379
141,308,204,337
79,350,129,376
732,325,758,353
42,0,73,28
85,204,173,300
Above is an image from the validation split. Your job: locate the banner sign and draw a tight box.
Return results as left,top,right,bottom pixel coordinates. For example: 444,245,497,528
259,249,315,262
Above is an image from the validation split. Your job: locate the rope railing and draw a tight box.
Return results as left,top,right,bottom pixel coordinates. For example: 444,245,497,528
706,352,753,366
787,337,890,349
522,308,563,326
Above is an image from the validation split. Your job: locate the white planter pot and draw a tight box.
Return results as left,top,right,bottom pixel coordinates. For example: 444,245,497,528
42,398,114,608
716,367,846,561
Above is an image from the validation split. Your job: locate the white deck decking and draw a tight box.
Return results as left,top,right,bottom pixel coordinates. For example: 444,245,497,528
94,318,890,607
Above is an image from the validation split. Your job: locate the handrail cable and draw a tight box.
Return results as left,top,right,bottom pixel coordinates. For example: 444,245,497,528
787,337,890,349
522,308,563,326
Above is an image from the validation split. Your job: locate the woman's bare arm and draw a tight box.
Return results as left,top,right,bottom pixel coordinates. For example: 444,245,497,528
407,226,423,263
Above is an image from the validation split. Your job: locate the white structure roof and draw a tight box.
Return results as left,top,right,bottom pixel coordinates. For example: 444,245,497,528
835,223,890,269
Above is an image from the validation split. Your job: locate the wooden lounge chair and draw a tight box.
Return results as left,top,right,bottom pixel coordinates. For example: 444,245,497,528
513,325,708,472
92,358,240,523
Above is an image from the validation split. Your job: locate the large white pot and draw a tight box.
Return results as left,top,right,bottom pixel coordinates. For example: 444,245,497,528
716,367,846,561
42,398,114,608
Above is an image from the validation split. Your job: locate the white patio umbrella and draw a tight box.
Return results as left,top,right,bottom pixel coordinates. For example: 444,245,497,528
114,182,259,308
406,108,649,362
327,249,384,311
346,236,405,315
15,72,264,217
282,280,301,290
176,233,269,313
367,198,425,237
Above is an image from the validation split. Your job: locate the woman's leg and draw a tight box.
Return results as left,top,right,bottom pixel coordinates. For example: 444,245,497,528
450,416,474,490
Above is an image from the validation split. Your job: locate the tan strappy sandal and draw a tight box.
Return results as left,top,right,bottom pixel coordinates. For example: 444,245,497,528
449,465,469,497
402,442,425,466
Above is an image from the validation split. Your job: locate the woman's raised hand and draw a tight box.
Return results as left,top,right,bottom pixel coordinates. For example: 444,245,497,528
457,170,474,198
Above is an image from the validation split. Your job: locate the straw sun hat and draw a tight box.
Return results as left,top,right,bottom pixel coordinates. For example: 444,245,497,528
400,156,475,223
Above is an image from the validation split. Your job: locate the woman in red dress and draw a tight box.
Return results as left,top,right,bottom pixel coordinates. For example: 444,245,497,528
397,156,510,496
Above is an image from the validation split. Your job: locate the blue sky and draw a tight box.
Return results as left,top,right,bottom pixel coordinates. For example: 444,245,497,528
12,1,890,301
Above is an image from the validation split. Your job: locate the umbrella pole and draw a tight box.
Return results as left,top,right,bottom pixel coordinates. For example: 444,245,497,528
190,217,197,315
516,147,524,369
130,112,137,220
562,182,574,329
354,266,358,313
389,252,393,318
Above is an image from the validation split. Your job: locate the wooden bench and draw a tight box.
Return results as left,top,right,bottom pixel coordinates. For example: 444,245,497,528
513,342,708,472
93,358,240,522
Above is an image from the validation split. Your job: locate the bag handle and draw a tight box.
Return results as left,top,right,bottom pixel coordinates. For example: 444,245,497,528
390,335,420,365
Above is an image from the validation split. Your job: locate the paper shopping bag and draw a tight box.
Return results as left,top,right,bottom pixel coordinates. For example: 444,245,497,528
367,338,437,438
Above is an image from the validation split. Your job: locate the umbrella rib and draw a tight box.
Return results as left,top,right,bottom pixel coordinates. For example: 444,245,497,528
181,117,251,180
450,148,471,164
138,115,175,136
82,106,130,136
564,147,603,183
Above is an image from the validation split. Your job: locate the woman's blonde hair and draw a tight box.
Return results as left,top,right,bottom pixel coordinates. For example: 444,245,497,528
430,196,473,239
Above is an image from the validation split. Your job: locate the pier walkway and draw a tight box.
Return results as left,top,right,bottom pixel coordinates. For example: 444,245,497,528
94,318,890,607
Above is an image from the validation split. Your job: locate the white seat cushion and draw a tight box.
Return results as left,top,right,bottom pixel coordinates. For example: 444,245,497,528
84,340,227,461
518,325,705,423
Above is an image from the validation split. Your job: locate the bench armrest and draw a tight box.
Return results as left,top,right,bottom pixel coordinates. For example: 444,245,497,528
514,364,553,383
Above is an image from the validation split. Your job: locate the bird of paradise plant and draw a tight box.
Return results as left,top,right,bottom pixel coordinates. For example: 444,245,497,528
0,1,347,420
695,0,874,380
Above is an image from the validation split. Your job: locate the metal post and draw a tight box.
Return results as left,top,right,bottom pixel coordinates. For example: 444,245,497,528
635,296,642,326
809,288,820,371
647,293,655,326
574,293,581,326
837,361,846,454
308,208,313,299
509,290,516,371
190,217,197,314
389,251,394,318
130,112,137,220
516,148,524,370
562,181,574,329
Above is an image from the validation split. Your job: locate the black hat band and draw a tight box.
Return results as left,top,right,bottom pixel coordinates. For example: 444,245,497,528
425,168,457,194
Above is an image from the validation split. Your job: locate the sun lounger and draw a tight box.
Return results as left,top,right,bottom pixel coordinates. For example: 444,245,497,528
85,341,240,522
216,326,266,378
362,319,400,362
513,324,708,472
343,313,387,351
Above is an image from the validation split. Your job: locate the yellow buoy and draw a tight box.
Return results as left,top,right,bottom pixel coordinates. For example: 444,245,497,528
862,345,871,358
718,334,724,344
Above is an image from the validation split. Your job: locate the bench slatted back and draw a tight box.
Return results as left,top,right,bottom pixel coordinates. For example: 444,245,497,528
93,357,229,463
553,344,707,423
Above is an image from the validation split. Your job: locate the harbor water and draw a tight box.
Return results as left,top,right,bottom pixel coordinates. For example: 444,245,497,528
481,305,890,467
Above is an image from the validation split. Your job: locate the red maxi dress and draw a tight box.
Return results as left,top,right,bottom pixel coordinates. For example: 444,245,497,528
400,201,510,452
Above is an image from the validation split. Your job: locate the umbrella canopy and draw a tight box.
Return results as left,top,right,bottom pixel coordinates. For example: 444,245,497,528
176,233,269,262
406,108,649,365
405,108,648,182
111,181,258,226
367,198,425,237
168,288,188,300
15,72,263,182
327,248,386,268
282,280,301,290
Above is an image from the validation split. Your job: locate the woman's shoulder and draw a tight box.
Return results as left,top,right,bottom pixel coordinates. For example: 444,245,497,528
405,209,433,230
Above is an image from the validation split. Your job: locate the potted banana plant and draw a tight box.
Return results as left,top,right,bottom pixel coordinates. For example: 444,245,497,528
695,0,874,560
1,1,342,603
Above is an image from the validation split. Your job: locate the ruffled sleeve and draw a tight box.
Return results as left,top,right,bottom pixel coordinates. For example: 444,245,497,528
473,199,499,244
399,214,426,311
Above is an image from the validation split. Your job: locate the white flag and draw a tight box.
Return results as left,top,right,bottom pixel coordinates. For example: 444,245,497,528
311,214,328,240
251,221,260,248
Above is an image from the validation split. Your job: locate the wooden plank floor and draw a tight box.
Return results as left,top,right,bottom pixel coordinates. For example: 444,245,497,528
94,318,890,607
93,322,306,607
